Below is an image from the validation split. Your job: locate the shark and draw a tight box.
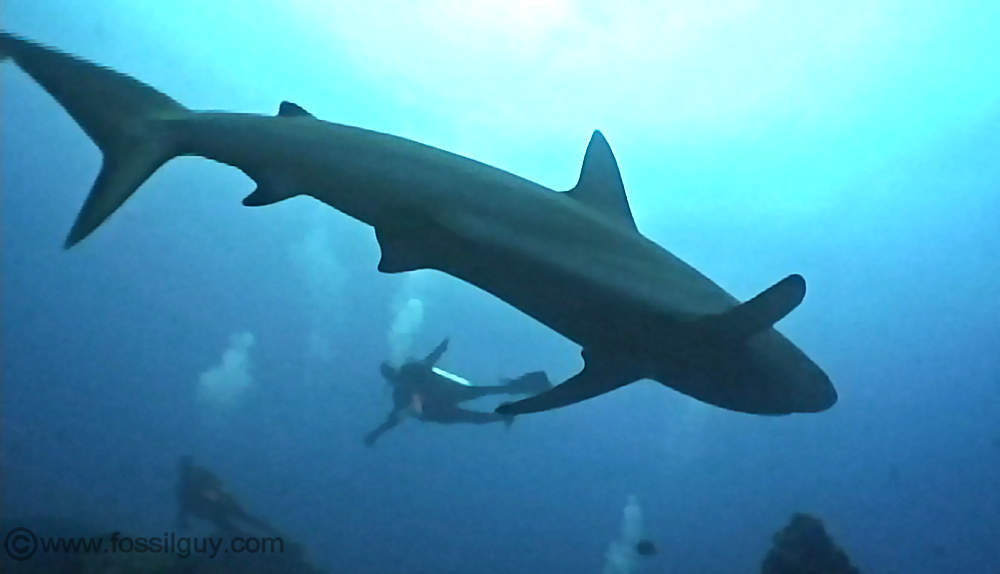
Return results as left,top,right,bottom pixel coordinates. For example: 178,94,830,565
0,31,836,416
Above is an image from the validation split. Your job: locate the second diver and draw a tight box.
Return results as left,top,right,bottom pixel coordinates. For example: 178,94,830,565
364,338,551,446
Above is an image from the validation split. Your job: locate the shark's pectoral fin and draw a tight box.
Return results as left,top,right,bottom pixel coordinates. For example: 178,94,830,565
696,274,806,343
495,352,637,415
566,131,639,233
277,101,314,118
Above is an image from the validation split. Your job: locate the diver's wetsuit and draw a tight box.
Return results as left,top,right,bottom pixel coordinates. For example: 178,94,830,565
364,338,551,446
176,456,280,537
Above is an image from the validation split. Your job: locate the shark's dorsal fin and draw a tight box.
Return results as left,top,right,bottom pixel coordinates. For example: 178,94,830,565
696,274,807,343
566,131,638,232
278,101,313,118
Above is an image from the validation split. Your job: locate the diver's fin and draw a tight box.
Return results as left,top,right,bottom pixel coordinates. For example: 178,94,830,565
277,100,313,118
505,371,553,394
696,274,806,343
0,32,192,247
495,352,636,415
566,131,638,232
422,338,449,368
501,412,515,429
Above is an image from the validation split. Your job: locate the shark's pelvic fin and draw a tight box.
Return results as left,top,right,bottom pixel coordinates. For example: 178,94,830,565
374,214,449,273
0,31,190,247
696,274,807,344
241,171,298,206
566,130,638,232
242,186,286,206
277,101,313,118
495,351,637,415
375,225,425,273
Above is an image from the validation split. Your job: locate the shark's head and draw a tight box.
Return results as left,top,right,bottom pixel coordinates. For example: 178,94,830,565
753,341,837,414
642,274,837,415
658,329,837,415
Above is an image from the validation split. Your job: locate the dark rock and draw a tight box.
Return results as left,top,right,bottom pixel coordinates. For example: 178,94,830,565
761,513,860,574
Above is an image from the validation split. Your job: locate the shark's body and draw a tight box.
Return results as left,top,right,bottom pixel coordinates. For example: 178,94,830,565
0,32,836,415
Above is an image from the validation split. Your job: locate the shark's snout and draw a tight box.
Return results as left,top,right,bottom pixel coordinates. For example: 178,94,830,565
797,371,838,413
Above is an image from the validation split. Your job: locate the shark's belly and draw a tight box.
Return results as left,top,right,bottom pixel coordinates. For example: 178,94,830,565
425,205,736,353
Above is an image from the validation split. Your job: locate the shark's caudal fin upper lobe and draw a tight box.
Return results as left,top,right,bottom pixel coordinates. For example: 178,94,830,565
0,31,191,247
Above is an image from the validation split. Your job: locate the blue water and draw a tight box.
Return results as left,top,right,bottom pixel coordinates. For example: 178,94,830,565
3,2,999,573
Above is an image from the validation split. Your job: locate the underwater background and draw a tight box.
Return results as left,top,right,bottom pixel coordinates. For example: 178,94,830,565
2,1,998,572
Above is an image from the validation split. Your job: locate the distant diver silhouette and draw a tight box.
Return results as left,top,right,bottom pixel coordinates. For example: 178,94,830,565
364,338,551,446
636,539,657,556
176,456,281,537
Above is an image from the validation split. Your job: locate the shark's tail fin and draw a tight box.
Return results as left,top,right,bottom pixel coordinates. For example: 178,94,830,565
1,31,191,247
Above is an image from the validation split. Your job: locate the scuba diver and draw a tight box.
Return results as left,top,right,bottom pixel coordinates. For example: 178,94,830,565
364,338,552,446
176,456,322,570
176,456,281,537
636,539,657,556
